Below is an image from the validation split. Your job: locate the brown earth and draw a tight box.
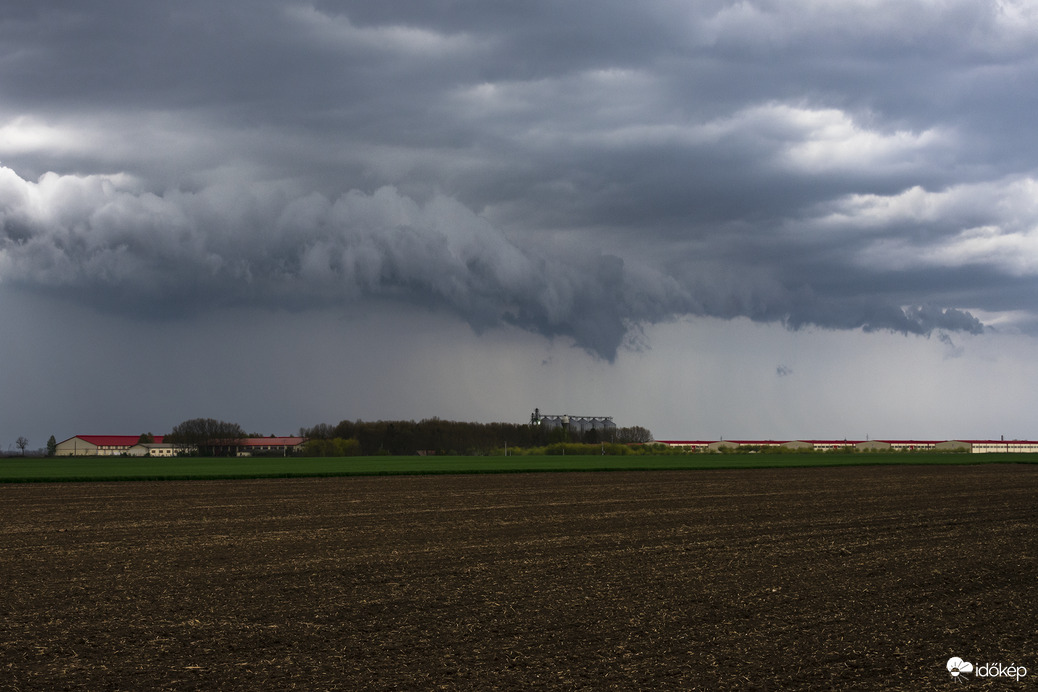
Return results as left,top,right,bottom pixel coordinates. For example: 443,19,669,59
1,464,1035,690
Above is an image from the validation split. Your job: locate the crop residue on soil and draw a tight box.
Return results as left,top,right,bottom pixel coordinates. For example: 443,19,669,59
1,465,1035,690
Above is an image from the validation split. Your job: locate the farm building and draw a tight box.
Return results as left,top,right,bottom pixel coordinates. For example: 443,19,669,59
654,439,1038,453
884,440,941,451
655,441,713,452
56,435,167,457
954,440,1038,453
530,409,616,436
720,440,786,451
231,437,308,457
127,442,177,457
55,434,307,457
804,440,859,452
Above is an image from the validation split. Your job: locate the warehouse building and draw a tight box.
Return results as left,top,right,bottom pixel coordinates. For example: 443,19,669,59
654,439,1038,453
55,435,168,456
55,434,307,457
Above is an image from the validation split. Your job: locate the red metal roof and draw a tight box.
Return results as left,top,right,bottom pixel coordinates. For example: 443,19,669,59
235,437,306,447
68,435,311,447
74,435,165,446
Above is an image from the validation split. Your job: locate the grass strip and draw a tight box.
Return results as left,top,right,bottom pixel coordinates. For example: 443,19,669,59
0,453,1036,482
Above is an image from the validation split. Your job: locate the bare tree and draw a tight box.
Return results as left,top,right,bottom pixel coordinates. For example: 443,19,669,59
15,436,29,456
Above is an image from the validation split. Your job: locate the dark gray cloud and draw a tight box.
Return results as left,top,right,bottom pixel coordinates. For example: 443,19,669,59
2,1,1037,360
0,169,690,357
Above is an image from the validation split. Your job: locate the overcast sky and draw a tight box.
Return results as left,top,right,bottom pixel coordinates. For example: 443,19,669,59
3,1,1038,449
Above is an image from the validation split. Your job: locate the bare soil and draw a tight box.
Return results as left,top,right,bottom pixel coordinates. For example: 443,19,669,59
1,464,1035,690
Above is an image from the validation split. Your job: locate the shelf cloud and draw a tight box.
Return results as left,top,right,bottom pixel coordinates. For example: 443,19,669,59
0,163,991,359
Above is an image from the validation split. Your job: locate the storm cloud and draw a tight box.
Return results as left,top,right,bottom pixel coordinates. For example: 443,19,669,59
0,163,993,359
2,0,1037,362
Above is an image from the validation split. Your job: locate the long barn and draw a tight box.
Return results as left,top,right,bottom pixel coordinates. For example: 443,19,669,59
55,435,170,457
55,435,307,457
653,439,1038,453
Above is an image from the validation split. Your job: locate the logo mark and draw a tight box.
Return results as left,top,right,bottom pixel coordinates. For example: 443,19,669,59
947,657,973,682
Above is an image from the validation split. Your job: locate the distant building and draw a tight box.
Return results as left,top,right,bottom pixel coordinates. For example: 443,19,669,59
55,434,307,457
530,408,616,435
653,438,1038,454
232,437,308,456
953,440,1038,453
127,442,177,457
656,440,712,452
883,440,941,451
56,435,166,457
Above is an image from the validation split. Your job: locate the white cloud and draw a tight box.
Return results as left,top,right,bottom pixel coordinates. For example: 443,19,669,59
923,224,1038,275
450,67,663,138
777,108,948,173
483,97,951,179
693,0,1038,57
0,116,84,155
285,5,484,56
815,177,1038,275
694,103,952,173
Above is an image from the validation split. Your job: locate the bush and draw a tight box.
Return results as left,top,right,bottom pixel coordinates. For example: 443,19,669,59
304,437,362,457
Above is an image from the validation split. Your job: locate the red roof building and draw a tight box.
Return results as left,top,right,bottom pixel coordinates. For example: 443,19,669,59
55,434,307,457
55,435,165,456
654,438,1038,453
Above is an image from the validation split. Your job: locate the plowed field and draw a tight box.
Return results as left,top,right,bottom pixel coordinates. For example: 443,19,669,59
1,464,1035,690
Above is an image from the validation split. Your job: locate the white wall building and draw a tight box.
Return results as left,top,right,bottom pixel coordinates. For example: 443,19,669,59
55,434,307,456
56,435,164,456
654,439,1038,453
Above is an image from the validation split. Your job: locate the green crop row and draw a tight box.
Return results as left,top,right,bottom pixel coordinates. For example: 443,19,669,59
0,453,1035,482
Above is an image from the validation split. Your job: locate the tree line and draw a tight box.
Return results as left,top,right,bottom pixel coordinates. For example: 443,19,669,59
299,418,653,456
165,418,247,456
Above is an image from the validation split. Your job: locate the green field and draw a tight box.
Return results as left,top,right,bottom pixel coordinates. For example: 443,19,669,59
1,452,1036,482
